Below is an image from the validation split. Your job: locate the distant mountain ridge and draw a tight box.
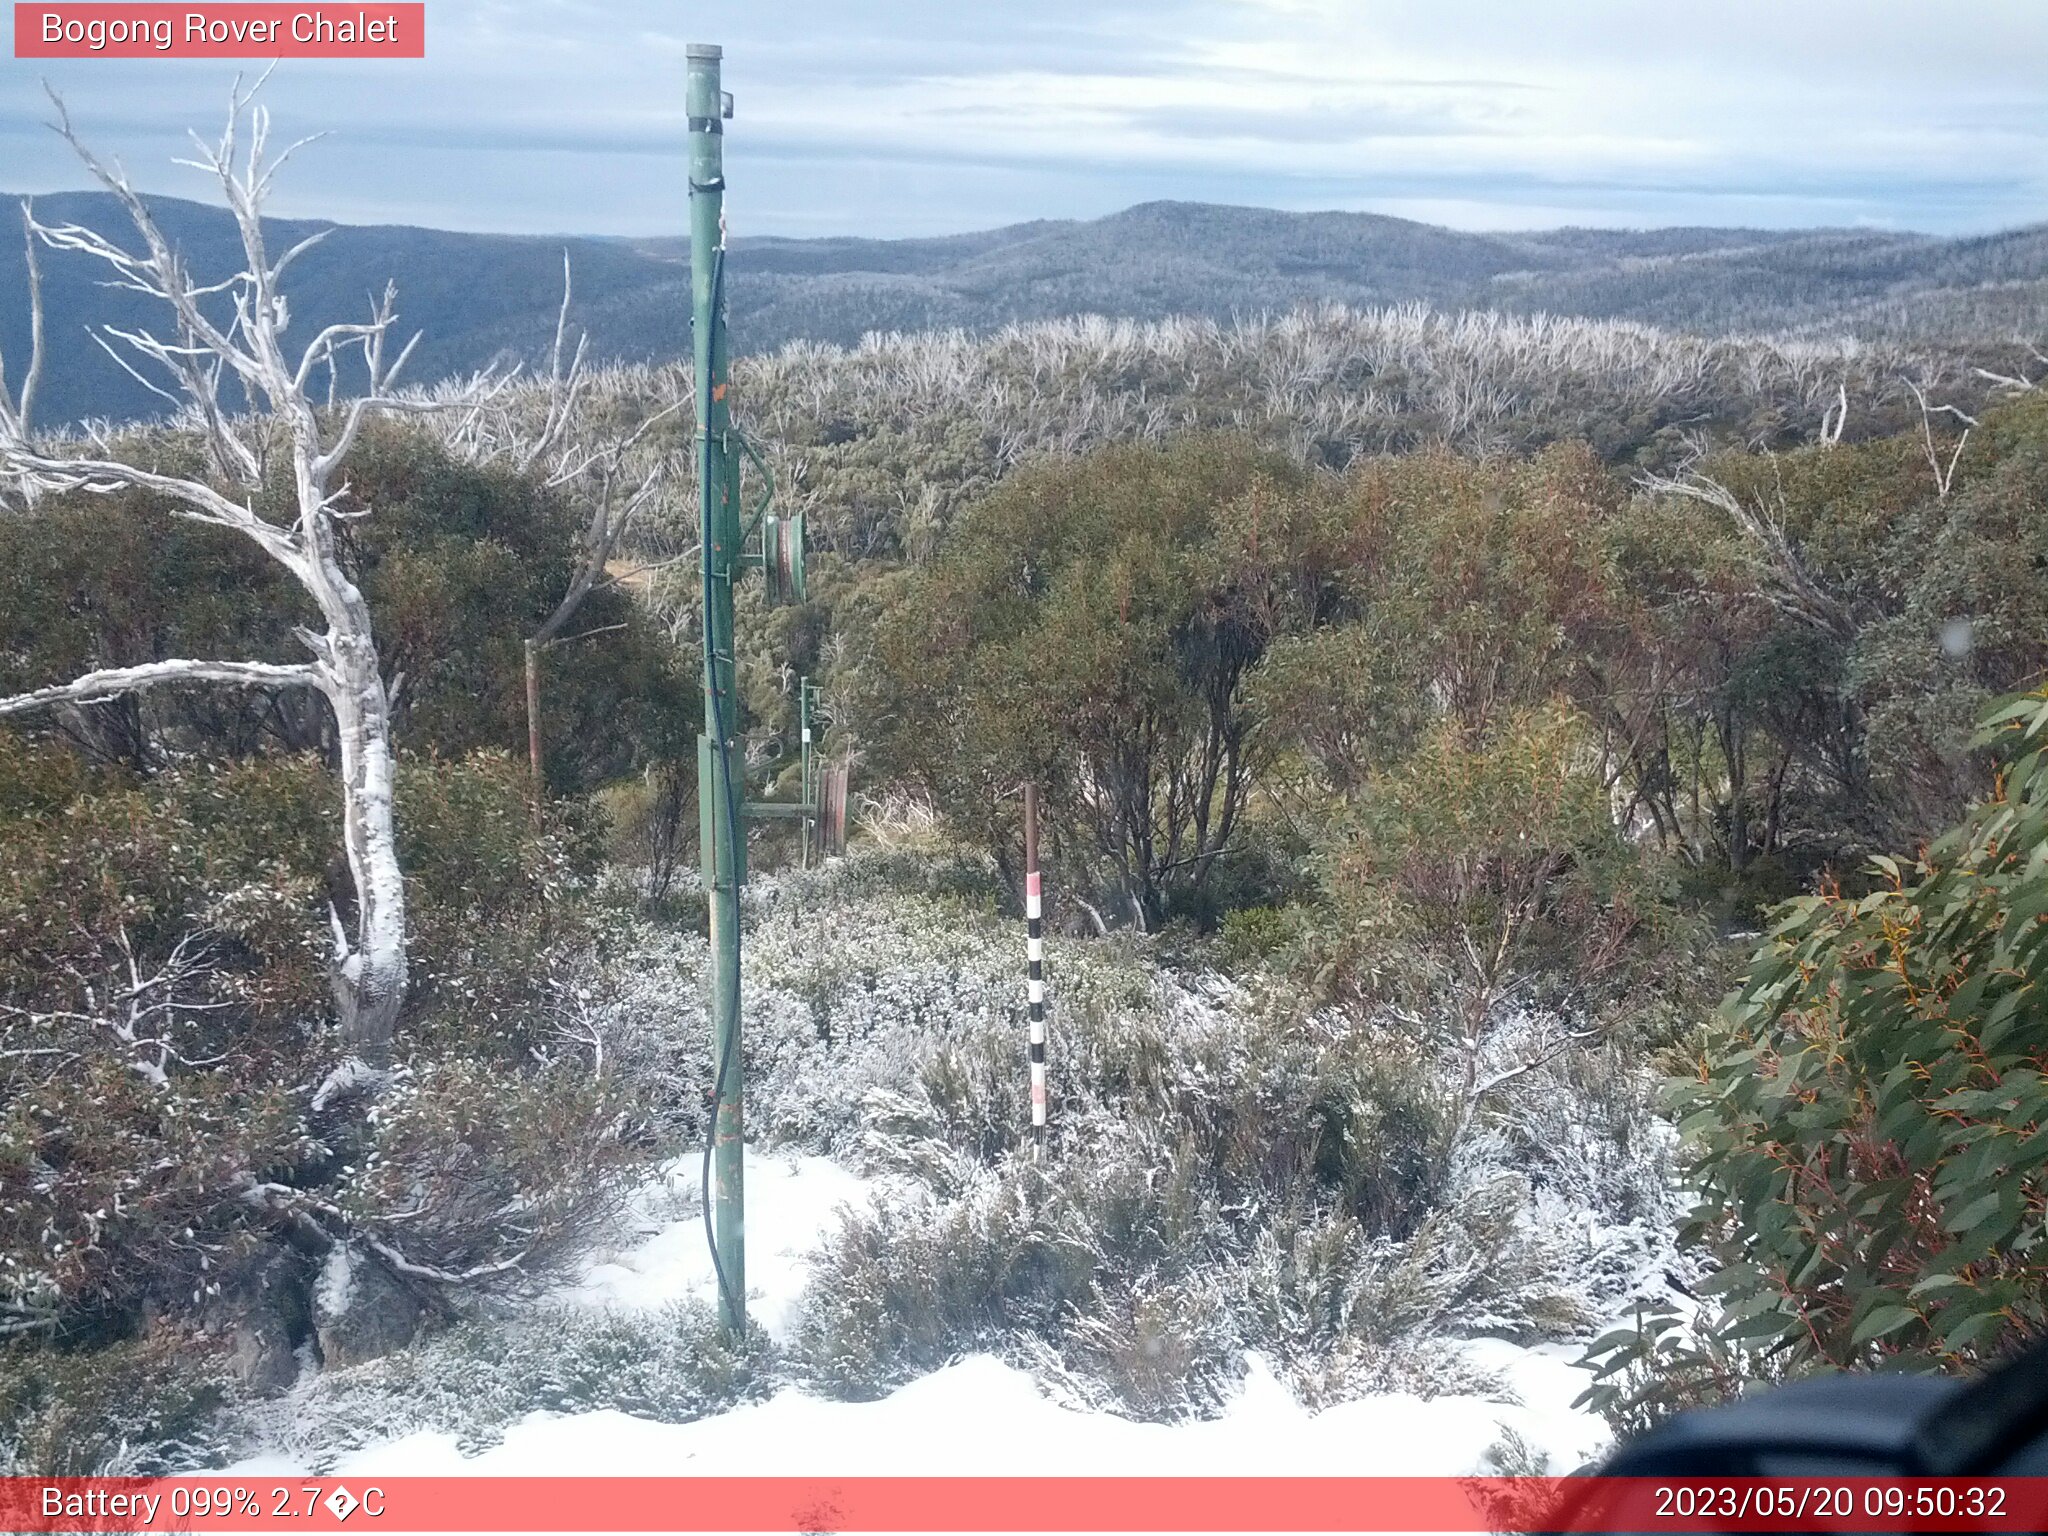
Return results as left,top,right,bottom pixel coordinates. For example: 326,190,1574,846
3,192,2045,425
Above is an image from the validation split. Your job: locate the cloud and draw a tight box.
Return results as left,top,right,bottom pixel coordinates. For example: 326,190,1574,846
2,0,2042,236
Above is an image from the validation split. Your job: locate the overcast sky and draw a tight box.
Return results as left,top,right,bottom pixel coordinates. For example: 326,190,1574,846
5,1,2046,239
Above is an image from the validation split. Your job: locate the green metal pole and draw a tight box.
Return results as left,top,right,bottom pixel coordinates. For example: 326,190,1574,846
688,41,745,1337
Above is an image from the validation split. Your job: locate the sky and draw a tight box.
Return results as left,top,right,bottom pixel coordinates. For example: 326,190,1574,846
4,0,2047,240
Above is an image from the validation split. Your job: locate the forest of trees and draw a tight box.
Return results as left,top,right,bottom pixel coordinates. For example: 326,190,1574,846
9,191,2048,428
5,94,2048,1469
6,340,2045,1455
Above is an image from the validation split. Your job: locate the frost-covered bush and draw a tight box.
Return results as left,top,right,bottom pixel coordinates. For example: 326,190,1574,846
789,1145,1247,1419
583,847,1158,1161
0,1335,233,1474
723,846,1676,1422
346,1058,638,1296
245,1300,769,1468
788,1169,1086,1396
788,1132,1593,1418
1021,1271,1245,1422
1235,1170,1590,1406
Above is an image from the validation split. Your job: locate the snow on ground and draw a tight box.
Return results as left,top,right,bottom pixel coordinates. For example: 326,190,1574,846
243,1348,1603,1480
553,1148,877,1342
233,1149,1610,1481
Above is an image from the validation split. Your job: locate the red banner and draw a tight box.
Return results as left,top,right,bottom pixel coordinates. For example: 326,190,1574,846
13,4,424,57
6,1476,2048,1532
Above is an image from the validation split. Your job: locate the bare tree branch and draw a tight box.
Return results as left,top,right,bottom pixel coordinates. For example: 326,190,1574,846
0,199,46,448
1973,347,2048,395
1818,380,1847,448
1903,377,1976,500
1639,465,1856,639
0,658,319,717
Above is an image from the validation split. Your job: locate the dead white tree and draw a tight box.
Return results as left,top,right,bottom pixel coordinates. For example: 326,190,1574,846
1818,380,1848,448
1973,343,2048,395
1639,463,1855,641
439,256,682,809
0,198,46,469
0,80,499,1081
1902,377,1977,500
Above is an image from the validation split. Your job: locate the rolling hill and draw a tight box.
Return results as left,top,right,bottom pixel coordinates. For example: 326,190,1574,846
3,192,2044,426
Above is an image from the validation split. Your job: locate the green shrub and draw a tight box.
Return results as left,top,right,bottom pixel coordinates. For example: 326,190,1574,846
0,742,637,1348
1581,688,2048,1427
0,425,691,794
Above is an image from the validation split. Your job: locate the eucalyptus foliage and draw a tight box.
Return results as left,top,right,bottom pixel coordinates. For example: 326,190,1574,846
1582,687,2048,1429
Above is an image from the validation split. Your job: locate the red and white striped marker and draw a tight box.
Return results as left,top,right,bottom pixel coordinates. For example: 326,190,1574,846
1023,781,1046,1160
1026,869,1046,1158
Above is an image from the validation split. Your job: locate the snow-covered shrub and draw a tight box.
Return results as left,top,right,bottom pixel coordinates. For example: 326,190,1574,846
582,847,1160,1164
530,844,1671,1424
559,927,716,1147
790,1157,1247,1422
0,1335,233,1474
789,1131,1567,1418
247,1300,768,1468
345,1058,638,1296
754,845,1674,1421
1488,1042,1674,1227
1230,1170,1591,1406
788,1167,1089,1397
1022,1272,1244,1422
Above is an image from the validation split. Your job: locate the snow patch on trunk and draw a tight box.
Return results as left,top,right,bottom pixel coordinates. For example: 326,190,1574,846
314,1244,355,1320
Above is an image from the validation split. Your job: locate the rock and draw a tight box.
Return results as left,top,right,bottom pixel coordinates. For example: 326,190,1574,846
203,1242,312,1397
233,1310,301,1396
311,1242,425,1368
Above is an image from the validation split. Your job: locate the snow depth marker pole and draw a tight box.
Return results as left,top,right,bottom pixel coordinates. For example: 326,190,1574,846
1024,781,1047,1160
689,41,746,1338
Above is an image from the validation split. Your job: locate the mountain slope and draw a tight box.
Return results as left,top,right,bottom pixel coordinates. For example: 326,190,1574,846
3,193,2044,426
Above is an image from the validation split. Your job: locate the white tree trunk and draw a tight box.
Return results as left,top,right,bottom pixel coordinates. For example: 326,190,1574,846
328,625,407,1064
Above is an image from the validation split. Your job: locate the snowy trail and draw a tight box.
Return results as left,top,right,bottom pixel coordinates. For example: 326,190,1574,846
232,1148,1611,1481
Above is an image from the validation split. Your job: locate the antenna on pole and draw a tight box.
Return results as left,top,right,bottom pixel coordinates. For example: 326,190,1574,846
687,45,842,1336
688,39,748,1338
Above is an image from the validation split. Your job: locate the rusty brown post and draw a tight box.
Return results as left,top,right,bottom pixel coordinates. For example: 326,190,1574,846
524,638,544,829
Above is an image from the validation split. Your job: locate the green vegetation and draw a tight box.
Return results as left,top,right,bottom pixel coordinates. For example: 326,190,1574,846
7,310,2048,1464
1582,686,2048,1429
0,428,686,1460
0,425,690,793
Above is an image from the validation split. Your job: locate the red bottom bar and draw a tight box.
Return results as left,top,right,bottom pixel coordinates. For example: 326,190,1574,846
7,1476,2048,1532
